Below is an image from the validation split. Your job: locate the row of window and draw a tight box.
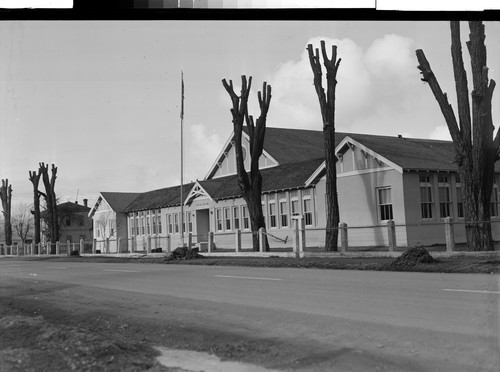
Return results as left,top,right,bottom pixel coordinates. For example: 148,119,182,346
213,190,314,232
128,210,163,236
420,174,500,220
166,212,193,235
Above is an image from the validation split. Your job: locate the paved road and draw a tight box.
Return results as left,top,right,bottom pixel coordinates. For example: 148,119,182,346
1,259,499,371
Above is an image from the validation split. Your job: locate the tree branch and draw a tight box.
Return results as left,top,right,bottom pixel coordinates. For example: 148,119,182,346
450,21,472,143
416,49,464,152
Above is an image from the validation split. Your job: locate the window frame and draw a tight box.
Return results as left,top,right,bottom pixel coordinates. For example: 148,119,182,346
233,206,240,230
419,174,434,220
438,175,452,219
215,208,223,232
377,186,394,222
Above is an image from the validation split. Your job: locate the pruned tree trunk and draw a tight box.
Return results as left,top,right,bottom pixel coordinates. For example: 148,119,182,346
39,163,59,252
222,76,271,251
29,169,42,244
416,21,497,251
0,179,13,246
307,41,341,251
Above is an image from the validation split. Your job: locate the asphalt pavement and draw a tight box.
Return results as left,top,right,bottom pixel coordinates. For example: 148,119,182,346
1,259,499,371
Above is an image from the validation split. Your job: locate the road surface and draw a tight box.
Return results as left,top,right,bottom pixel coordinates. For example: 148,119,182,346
1,258,499,371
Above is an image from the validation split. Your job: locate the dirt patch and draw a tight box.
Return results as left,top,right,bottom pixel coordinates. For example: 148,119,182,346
0,302,166,371
163,247,204,261
384,247,436,271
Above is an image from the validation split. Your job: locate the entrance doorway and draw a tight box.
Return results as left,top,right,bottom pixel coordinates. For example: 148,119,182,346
195,209,210,246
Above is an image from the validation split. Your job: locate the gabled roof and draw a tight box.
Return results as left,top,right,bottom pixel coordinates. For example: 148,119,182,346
259,127,327,164
124,183,195,213
198,157,325,201
260,127,500,172
100,192,141,213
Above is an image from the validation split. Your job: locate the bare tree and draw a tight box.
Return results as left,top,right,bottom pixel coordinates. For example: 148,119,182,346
95,210,115,239
29,169,42,244
12,203,34,243
39,163,59,252
0,179,13,246
416,21,497,251
307,41,341,251
222,76,271,251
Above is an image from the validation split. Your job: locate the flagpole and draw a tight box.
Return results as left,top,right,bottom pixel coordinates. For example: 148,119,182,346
180,71,185,247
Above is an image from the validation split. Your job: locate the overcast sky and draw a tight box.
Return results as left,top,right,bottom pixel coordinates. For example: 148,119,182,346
1,20,499,208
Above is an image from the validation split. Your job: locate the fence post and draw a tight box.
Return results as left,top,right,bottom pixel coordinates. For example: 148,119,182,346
235,229,241,253
146,235,151,253
387,220,396,251
208,231,214,253
92,239,96,254
293,218,300,258
23,244,26,256
444,217,455,252
66,241,71,255
80,239,84,255
259,227,265,253
47,241,51,255
56,241,60,255
117,237,122,254
188,233,193,249
298,216,306,255
166,235,171,253
339,222,348,252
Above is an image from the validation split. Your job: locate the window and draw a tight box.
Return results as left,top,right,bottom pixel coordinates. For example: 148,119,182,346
303,189,313,226
278,192,288,228
167,214,173,234
261,197,267,226
152,211,157,234
129,215,134,236
96,228,100,238
377,187,394,221
438,176,452,218
146,215,151,235
141,215,145,235
456,176,464,219
269,198,277,228
233,206,240,230
157,211,162,234
174,213,179,234
242,205,249,230
215,208,222,231
65,216,71,227
135,214,139,235
290,190,300,217
420,175,434,219
187,212,192,233
224,207,231,231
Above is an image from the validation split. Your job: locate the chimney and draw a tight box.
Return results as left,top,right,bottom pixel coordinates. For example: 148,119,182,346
83,199,88,207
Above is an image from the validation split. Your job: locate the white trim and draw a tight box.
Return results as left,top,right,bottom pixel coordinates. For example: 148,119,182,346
337,167,394,178
204,129,235,180
204,130,280,180
336,136,403,173
88,195,103,218
184,181,213,205
305,160,326,187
